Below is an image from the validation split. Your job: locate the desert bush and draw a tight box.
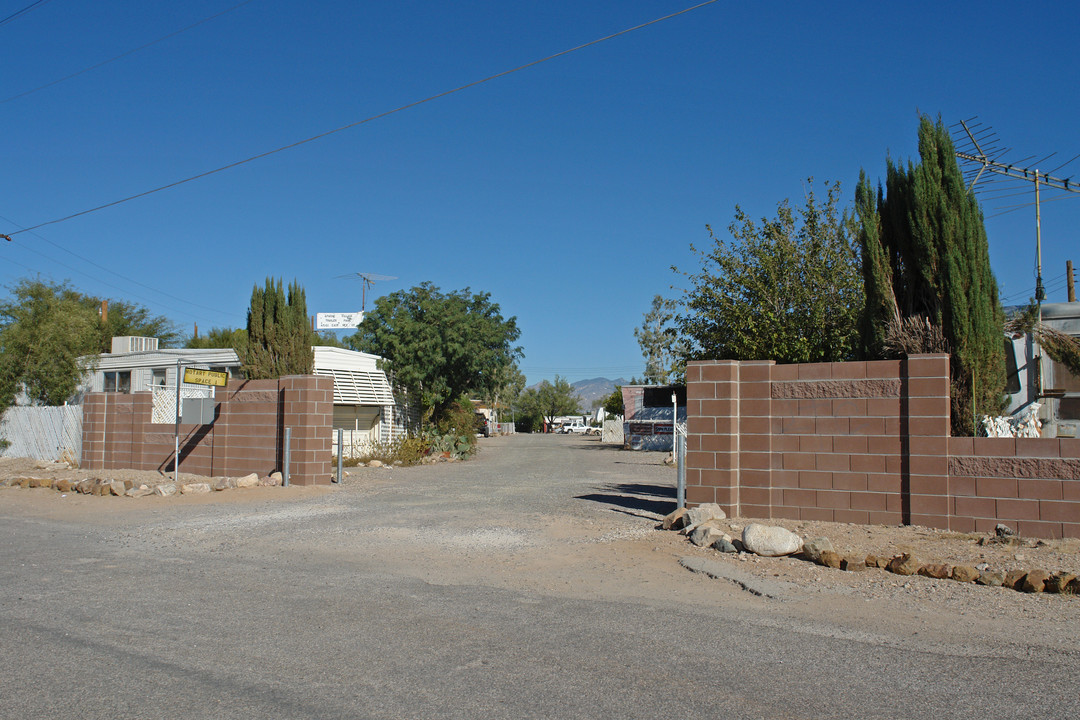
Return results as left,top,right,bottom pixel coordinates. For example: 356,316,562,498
349,435,429,466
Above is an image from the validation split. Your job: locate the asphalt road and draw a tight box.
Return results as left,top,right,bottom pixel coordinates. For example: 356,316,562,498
1,434,1077,719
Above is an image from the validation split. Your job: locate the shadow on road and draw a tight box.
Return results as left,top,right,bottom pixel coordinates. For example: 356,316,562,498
575,482,676,517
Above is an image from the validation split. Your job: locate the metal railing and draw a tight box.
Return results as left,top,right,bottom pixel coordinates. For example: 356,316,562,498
674,420,687,509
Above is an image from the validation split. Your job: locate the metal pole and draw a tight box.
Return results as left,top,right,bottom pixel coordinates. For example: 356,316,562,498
1035,172,1044,400
174,358,181,482
101,392,108,471
673,431,682,509
673,391,685,509
336,428,343,484
283,427,291,487
1036,171,1044,306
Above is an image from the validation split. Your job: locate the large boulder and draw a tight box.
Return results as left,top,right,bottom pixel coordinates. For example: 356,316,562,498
886,554,920,576
682,503,727,532
819,550,842,569
180,482,212,495
1045,573,1077,594
235,473,259,489
1021,570,1050,593
918,564,952,580
662,507,689,531
741,523,802,557
689,521,729,548
951,565,980,583
801,536,833,564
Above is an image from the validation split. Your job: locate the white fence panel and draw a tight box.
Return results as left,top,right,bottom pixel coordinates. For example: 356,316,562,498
601,419,624,444
0,406,83,464
152,385,213,424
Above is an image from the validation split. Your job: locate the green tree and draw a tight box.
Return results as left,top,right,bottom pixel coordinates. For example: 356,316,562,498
675,179,863,364
91,298,179,351
314,330,346,347
480,361,526,426
634,295,689,384
513,376,580,432
186,327,248,351
856,115,1005,435
601,387,624,417
347,282,522,423
242,278,315,379
0,279,102,407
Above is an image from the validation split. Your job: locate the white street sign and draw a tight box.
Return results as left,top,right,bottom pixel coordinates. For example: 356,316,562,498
316,311,364,330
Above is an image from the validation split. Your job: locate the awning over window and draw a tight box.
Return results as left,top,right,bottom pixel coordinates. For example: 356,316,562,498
314,368,395,405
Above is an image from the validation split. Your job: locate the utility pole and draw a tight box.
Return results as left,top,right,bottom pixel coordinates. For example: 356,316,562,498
955,120,1080,315
1068,260,1076,303
954,119,1080,399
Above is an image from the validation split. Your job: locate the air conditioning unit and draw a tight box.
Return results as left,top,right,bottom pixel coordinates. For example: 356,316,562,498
110,336,160,353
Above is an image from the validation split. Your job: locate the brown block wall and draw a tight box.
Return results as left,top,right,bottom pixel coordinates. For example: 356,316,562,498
82,375,333,486
686,354,1080,539
948,437,1080,539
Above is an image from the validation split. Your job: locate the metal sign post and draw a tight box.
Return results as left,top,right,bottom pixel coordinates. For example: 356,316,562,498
173,359,181,481
673,391,685,509
173,363,228,481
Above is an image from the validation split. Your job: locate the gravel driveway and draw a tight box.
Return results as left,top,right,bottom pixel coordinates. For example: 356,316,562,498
2,433,1078,719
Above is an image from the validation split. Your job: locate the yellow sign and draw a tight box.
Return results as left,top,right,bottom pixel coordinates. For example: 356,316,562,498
183,368,229,387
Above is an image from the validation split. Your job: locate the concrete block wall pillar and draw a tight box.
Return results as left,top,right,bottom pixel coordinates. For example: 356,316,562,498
902,354,952,529
738,360,775,518
686,360,741,516
280,375,334,485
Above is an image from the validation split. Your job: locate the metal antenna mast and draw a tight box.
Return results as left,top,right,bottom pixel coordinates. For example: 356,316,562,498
953,118,1080,404
953,118,1080,310
336,272,398,311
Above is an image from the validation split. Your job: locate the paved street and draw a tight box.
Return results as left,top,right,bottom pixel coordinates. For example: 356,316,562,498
2,433,1078,719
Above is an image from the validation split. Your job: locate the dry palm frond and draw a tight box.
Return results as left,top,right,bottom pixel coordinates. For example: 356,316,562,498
881,315,950,358
1006,309,1080,376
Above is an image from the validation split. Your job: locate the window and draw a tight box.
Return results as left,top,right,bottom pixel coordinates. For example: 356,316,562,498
152,369,167,387
103,371,131,393
1003,338,1021,395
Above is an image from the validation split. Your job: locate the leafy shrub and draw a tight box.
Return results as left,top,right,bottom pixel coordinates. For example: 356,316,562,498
422,428,476,460
349,435,429,466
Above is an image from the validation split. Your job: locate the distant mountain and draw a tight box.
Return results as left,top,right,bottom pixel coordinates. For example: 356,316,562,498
571,377,628,410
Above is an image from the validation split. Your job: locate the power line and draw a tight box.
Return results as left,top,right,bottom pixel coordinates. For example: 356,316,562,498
4,0,720,239
0,214,242,322
1,0,257,105
0,0,53,28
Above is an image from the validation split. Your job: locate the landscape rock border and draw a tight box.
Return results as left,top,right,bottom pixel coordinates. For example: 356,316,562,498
661,509,1079,598
1,471,283,498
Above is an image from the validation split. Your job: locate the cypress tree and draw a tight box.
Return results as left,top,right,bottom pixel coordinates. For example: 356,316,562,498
243,278,314,379
857,115,1006,435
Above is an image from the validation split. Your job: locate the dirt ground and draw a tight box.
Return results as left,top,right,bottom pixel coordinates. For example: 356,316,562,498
3,451,1079,639
3,454,1078,578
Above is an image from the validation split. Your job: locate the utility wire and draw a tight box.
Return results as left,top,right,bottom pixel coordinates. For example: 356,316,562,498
0,213,240,320
0,0,52,28
1,0,257,105
3,0,720,240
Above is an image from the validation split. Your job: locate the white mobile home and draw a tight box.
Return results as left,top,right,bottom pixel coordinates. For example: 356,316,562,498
81,337,410,452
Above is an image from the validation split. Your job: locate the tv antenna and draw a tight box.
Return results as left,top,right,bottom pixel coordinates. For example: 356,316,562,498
952,118,1080,309
336,272,397,310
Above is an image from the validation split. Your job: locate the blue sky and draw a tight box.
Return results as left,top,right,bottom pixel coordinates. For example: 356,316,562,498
2,1,1078,385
